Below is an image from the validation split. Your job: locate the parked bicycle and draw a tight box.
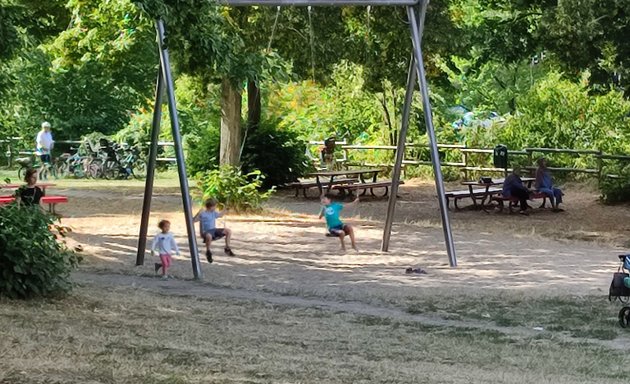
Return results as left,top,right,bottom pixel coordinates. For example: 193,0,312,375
16,153,55,181
88,139,147,180
59,147,98,179
119,144,147,179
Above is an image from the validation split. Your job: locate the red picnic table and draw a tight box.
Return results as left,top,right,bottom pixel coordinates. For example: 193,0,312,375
0,182,57,195
0,183,67,213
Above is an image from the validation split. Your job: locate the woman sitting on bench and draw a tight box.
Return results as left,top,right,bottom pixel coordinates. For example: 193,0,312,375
502,167,531,215
535,157,564,212
15,168,43,208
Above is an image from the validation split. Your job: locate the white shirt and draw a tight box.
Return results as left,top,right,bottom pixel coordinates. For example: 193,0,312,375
151,232,180,256
36,130,54,154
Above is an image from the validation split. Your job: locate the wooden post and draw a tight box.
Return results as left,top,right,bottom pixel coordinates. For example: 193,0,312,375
7,139,14,168
462,145,468,180
596,150,603,181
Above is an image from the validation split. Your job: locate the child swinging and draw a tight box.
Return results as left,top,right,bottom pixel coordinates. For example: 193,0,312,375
319,194,359,252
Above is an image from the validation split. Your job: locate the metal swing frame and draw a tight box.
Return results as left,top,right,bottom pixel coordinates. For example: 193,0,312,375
135,0,456,280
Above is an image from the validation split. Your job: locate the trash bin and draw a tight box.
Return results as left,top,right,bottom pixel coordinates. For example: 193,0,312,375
493,144,508,169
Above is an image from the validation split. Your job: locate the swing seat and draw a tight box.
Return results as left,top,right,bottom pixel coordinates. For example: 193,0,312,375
325,232,340,238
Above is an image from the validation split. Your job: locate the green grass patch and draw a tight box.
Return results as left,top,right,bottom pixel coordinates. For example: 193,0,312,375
406,294,621,340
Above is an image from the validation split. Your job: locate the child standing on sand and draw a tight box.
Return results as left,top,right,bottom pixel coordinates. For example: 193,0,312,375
319,194,359,252
152,220,180,279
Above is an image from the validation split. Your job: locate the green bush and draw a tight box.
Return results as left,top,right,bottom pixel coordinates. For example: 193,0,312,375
264,62,384,144
196,165,274,213
0,205,80,299
600,178,630,204
112,111,153,148
241,121,312,189
185,126,221,176
186,120,312,188
599,163,630,204
461,71,630,190
466,72,630,153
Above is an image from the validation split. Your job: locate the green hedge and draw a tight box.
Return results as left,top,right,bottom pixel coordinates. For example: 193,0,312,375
0,205,80,299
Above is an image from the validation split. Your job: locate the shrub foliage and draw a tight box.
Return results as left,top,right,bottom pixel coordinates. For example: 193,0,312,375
196,165,274,213
241,121,312,189
0,205,80,299
187,120,311,189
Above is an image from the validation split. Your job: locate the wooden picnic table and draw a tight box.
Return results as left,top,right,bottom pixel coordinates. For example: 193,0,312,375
461,177,534,210
307,168,382,195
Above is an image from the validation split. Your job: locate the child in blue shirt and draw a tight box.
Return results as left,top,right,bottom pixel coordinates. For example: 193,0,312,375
319,194,359,252
194,198,234,263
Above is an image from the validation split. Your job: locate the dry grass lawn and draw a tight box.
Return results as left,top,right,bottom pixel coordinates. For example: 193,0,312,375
2,172,630,383
2,284,630,384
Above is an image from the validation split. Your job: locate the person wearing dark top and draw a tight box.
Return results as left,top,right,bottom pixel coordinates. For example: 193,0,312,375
16,168,43,207
502,167,531,215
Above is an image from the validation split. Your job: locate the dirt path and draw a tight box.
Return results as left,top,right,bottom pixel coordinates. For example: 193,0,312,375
74,271,630,351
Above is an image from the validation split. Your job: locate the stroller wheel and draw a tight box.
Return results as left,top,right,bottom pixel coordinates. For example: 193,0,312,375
618,307,630,328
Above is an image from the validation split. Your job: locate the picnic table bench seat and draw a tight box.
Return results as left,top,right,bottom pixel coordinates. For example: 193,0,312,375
332,180,404,197
444,187,502,210
492,192,548,213
287,177,358,197
0,196,14,204
42,195,68,214
0,195,68,213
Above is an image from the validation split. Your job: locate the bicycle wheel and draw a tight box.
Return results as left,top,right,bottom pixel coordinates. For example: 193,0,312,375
55,162,69,178
68,163,80,178
619,307,630,328
17,167,26,181
103,160,119,180
88,159,103,179
132,159,147,179
39,166,49,181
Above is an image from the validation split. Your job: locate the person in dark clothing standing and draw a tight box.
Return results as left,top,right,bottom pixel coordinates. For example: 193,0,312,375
16,168,43,207
502,167,531,215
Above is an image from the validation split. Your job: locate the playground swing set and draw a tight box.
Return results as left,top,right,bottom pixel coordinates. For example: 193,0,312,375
134,0,457,280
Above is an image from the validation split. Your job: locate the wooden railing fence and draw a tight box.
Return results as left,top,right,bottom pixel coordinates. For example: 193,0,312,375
306,142,630,180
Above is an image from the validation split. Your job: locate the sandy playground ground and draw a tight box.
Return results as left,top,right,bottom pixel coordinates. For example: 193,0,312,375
3,175,630,383
58,178,628,297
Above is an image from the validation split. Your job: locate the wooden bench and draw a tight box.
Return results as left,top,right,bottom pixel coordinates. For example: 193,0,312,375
287,178,358,197
444,187,502,210
332,180,404,198
0,195,68,213
492,192,547,213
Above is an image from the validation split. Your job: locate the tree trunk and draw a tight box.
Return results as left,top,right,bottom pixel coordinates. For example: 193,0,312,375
220,78,242,166
380,93,394,146
247,80,261,130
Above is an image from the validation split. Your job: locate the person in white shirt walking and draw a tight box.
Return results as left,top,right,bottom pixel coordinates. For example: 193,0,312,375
151,220,180,279
36,121,54,164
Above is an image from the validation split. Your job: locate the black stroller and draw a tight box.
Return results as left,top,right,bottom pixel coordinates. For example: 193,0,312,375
610,254,630,327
